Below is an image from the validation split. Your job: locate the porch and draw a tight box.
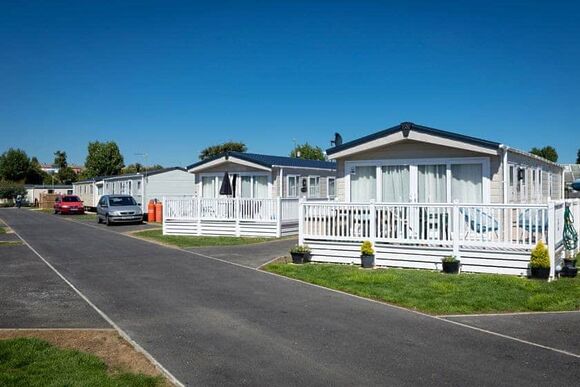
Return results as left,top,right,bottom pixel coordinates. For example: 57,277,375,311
298,199,580,278
163,197,300,237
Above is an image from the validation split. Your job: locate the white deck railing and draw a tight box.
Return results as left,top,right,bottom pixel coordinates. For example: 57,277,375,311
163,197,302,237
299,199,580,278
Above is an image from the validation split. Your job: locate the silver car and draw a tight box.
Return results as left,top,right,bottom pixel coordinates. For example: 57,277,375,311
96,195,143,226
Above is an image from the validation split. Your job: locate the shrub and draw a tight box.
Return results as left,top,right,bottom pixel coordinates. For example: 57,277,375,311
530,241,550,269
0,182,26,200
442,255,458,263
360,240,374,256
290,244,311,254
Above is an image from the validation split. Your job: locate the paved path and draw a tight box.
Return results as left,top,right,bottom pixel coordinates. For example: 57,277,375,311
444,312,580,355
187,238,297,268
1,208,578,386
0,242,108,328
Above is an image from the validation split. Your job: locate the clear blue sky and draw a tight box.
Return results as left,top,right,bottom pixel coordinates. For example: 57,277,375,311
1,0,579,167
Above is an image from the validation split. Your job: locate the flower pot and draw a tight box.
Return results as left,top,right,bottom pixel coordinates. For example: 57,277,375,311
530,267,550,279
360,254,375,269
561,259,578,278
291,252,310,264
442,261,460,274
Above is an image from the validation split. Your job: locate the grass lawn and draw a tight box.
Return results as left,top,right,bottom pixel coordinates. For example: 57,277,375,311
0,338,162,387
264,263,580,315
0,226,6,234
133,228,274,248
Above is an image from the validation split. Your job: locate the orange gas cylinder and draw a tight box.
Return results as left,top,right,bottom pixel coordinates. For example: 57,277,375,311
155,201,163,223
147,200,156,223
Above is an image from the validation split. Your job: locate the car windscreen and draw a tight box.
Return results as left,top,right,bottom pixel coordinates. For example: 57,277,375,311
109,196,137,206
62,196,81,202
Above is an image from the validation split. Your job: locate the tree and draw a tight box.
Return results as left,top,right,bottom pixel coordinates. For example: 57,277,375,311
26,157,47,185
57,167,78,184
0,181,27,201
0,148,30,182
121,163,164,175
576,148,580,164
199,141,247,160
53,150,68,169
289,143,326,161
530,146,558,163
84,141,124,177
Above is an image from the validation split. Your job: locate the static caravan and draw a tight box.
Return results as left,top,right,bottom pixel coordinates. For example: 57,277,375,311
73,177,104,209
162,152,337,237
298,122,573,278
187,152,337,200
25,185,73,206
102,167,195,207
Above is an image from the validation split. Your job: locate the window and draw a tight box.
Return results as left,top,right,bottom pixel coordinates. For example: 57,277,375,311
327,177,336,198
308,176,320,198
418,165,447,203
350,166,376,202
137,181,141,191
202,176,216,198
451,164,483,203
253,176,268,198
240,176,252,198
382,165,409,202
346,158,488,203
287,175,299,198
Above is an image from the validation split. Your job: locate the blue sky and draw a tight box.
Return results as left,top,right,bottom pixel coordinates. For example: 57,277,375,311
1,0,579,166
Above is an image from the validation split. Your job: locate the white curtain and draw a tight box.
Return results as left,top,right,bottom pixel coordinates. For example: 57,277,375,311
382,165,410,202
240,176,252,198
202,176,215,198
418,165,447,203
351,166,376,202
451,164,483,202
253,176,268,198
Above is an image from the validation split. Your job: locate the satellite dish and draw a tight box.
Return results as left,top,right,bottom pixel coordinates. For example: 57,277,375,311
331,132,343,147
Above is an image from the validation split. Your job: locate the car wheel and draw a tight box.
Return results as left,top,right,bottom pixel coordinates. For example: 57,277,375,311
54,209,58,214
105,215,111,226
97,216,102,224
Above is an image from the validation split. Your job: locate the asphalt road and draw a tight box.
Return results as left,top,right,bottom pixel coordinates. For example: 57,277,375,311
1,208,578,386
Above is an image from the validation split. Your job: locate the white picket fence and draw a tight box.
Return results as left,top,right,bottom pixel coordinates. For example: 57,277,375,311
299,199,580,278
163,197,300,237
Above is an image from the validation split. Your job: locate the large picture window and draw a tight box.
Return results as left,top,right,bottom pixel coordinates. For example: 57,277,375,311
202,174,269,199
347,158,489,203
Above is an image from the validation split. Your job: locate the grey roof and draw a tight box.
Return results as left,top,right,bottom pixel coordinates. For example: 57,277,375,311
187,152,336,171
326,122,502,156
102,167,186,181
74,176,106,184
25,184,72,189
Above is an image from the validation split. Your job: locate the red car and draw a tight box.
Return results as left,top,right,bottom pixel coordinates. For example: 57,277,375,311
54,195,85,215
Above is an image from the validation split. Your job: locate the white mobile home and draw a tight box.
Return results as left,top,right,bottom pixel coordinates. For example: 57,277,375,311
73,177,104,209
162,152,337,237
101,167,195,207
297,122,576,279
25,185,73,206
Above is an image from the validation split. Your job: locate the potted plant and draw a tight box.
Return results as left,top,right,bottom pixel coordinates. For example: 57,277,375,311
561,252,578,278
441,255,460,274
360,240,375,269
530,241,550,279
290,244,311,264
